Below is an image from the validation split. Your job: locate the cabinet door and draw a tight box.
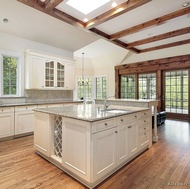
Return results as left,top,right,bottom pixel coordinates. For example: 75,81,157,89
45,60,55,88
62,118,91,182
65,63,75,90
25,55,45,89
15,105,37,135
0,112,14,139
34,112,51,157
116,124,129,166
56,61,65,88
128,122,139,157
92,127,117,182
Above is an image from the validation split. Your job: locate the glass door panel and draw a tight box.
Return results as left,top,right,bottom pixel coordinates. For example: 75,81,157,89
164,70,188,114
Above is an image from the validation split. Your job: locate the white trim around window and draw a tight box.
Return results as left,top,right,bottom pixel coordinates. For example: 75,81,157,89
0,49,24,97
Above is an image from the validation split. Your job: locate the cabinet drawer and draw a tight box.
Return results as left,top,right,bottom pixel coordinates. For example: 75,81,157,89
92,118,116,133
0,107,14,113
116,113,138,126
139,131,149,148
139,124,149,134
15,105,37,111
137,110,150,119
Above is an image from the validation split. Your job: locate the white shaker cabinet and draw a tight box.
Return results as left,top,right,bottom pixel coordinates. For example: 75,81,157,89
34,112,52,157
25,54,45,89
92,127,117,181
14,105,37,135
0,107,14,139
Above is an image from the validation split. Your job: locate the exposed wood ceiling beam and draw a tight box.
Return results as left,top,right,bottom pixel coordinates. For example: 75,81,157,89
90,28,140,53
45,0,64,11
85,0,152,29
110,6,190,40
140,39,190,53
127,26,190,48
17,0,84,28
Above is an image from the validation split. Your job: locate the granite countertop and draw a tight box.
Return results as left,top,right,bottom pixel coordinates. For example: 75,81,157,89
34,104,149,122
0,100,82,107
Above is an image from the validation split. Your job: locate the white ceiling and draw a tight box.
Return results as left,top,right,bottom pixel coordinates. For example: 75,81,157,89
0,0,100,52
0,0,190,57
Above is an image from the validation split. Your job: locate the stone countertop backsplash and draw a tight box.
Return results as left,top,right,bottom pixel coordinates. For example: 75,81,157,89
34,104,149,122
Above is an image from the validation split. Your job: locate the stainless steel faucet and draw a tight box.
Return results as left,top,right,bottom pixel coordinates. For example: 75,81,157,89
104,96,114,110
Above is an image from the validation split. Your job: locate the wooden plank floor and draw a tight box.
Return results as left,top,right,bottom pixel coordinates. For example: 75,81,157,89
0,119,190,189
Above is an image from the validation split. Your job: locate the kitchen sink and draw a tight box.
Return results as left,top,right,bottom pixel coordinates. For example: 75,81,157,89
100,108,130,114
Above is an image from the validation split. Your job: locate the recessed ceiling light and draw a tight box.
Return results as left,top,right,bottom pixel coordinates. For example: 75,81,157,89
182,2,189,7
66,0,111,15
3,18,9,23
83,18,88,22
112,2,117,7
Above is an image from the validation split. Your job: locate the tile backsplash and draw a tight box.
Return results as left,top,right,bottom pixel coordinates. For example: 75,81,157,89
25,89,73,103
0,90,73,104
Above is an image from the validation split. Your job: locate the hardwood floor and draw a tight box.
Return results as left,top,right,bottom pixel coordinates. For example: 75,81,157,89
0,120,190,189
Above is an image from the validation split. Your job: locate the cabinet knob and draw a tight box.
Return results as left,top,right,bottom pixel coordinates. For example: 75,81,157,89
135,115,137,118
1,109,4,112
105,123,108,126
144,120,146,122
121,119,123,122
144,128,146,130
128,126,132,128
144,133,147,135
115,131,118,134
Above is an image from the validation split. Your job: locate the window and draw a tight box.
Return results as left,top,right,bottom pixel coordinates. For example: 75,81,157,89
96,76,107,99
77,77,93,100
121,75,135,99
138,73,156,99
165,70,188,114
0,51,23,97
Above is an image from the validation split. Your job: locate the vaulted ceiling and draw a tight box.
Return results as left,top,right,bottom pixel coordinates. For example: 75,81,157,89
17,0,190,54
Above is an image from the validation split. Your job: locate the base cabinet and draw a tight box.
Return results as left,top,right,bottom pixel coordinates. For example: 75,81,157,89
34,109,152,188
34,112,52,157
92,127,117,181
15,105,37,135
0,107,14,139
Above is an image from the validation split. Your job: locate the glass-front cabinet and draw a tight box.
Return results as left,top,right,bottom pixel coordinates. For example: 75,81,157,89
45,60,65,88
25,51,74,90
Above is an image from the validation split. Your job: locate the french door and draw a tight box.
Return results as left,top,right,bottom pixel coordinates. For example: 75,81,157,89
163,69,189,119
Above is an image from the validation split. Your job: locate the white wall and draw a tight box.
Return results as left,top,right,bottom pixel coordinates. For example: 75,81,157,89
0,32,73,58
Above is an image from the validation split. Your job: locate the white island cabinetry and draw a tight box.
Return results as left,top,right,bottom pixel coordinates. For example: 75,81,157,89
34,106,152,188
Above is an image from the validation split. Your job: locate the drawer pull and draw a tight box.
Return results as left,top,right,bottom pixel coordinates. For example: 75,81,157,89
144,113,146,115
105,123,108,126
144,120,146,122
121,119,123,122
144,128,146,130
1,109,4,112
115,131,118,134
128,126,132,128
135,115,137,118
144,133,147,135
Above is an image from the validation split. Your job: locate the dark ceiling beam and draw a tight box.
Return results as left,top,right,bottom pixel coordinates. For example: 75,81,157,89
139,39,190,53
45,0,64,11
127,26,190,48
110,6,190,40
85,0,152,29
90,28,140,53
17,0,84,28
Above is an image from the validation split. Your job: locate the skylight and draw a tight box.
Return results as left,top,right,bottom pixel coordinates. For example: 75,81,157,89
66,0,111,15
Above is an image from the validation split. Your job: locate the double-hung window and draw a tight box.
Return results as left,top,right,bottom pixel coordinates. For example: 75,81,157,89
95,76,107,99
0,51,23,97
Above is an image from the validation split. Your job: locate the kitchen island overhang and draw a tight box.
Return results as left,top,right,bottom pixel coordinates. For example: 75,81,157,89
33,104,152,188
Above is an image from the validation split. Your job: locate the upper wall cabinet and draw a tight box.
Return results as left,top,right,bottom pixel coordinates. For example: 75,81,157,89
25,51,75,90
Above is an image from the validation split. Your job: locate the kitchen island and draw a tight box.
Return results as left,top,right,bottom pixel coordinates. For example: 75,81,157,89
34,104,152,188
